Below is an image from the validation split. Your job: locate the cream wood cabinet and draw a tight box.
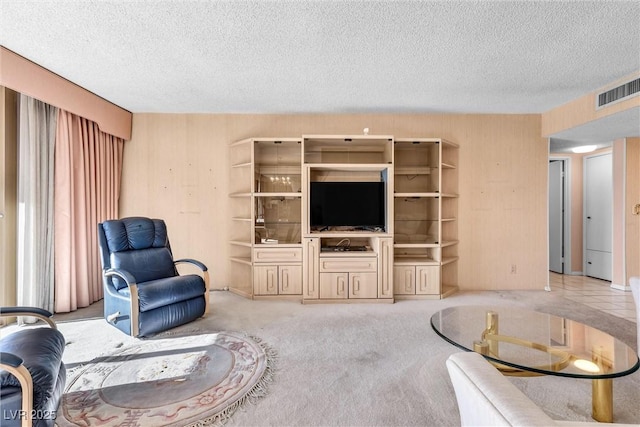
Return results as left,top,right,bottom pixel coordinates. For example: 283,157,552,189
228,138,303,299
318,255,378,299
302,135,395,303
229,134,458,302
393,138,459,300
319,272,378,299
253,247,303,296
393,265,440,295
254,264,303,295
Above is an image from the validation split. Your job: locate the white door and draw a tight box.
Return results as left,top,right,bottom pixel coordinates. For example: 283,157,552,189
549,160,564,273
585,153,612,281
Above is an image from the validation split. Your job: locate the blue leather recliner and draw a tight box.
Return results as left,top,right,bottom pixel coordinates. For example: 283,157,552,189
97,217,210,337
0,307,66,427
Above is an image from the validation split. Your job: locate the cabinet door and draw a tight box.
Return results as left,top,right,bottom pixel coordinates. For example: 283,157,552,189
416,266,440,295
319,273,348,299
279,265,302,295
253,265,278,295
349,272,378,299
393,266,416,295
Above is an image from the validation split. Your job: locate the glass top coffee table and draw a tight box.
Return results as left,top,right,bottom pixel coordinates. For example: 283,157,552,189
431,305,639,423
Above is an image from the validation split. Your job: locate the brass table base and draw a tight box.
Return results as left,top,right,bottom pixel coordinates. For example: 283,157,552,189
475,311,615,423
592,378,613,423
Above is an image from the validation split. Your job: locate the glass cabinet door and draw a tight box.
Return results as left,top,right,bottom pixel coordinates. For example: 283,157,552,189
254,140,302,194
255,196,302,244
253,139,302,245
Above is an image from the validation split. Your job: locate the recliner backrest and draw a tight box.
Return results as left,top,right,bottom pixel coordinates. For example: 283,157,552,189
98,217,177,290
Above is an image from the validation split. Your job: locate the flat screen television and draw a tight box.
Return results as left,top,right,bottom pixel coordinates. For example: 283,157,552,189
310,181,385,230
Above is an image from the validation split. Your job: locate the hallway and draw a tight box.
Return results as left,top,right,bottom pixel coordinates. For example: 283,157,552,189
549,272,637,323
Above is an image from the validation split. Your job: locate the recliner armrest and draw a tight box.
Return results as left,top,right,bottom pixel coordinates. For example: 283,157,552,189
104,268,141,336
0,352,23,368
0,352,35,427
0,306,57,329
174,258,208,271
174,258,210,313
104,268,137,286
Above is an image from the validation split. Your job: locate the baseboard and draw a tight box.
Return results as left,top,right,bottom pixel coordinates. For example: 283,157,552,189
611,283,631,292
569,271,584,276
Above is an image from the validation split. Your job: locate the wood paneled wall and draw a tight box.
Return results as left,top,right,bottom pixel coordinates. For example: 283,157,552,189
627,137,640,283
121,113,548,291
613,140,626,287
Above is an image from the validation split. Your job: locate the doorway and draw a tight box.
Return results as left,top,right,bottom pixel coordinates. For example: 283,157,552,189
548,157,571,276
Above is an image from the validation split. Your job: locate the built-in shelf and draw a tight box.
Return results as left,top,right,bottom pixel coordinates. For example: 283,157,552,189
232,162,252,168
229,137,304,299
393,137,459,299
394,256,439,265
229,134,458,301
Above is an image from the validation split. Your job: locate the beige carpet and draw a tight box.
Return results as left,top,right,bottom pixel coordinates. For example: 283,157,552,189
53,288,639,426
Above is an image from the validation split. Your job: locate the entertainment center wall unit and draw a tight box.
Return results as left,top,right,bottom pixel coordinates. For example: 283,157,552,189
229,134,459,303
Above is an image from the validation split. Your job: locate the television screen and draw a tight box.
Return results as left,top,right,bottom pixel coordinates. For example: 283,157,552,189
310,181,385,230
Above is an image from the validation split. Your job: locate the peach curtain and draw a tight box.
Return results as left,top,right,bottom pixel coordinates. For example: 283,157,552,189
54,110,124,313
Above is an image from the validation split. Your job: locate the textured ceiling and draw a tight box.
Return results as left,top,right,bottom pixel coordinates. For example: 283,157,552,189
1,0,639,143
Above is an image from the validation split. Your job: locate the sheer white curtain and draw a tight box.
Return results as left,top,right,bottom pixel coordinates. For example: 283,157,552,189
17,94,57,315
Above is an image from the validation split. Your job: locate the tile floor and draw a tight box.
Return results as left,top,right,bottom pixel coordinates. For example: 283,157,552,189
549,272,637,323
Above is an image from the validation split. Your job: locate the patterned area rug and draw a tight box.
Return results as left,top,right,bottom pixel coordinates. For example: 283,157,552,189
57,331,275,427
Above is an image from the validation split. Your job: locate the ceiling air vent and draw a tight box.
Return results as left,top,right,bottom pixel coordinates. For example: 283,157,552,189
596,77,640,109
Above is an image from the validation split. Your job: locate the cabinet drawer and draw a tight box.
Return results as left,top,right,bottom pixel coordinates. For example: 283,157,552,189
254,247,302,263
319,258,377,273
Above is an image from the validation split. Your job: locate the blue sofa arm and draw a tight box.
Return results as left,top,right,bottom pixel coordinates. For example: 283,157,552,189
0,352,24,368
0,307,56,329
1,307,66,427
0,352,34,427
